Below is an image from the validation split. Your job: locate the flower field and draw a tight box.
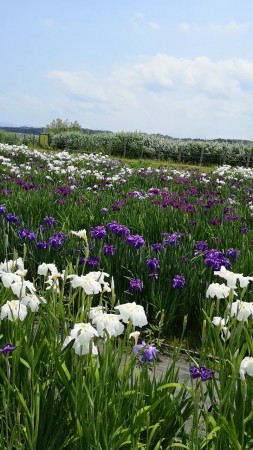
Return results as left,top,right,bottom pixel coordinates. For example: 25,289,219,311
1,143,253,448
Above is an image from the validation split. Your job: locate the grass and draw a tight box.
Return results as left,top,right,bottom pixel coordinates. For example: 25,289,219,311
116,156,217,172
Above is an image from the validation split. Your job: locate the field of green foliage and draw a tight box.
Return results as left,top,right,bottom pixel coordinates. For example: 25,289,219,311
1,143,253,448
1,127,253,166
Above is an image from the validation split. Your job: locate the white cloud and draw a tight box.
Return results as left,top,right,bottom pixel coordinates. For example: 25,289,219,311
131,14,159,32
178,22,200,32
148,21,160,31
178,20,248,34
224,20,248,34
135,12,144,20
48,70,108,103
46,55,253,138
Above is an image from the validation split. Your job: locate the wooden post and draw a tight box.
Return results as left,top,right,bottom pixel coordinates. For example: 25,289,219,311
222,152,227,165
199,148,204,165
178,148,182,163
246,152,251,168
123,141,127,158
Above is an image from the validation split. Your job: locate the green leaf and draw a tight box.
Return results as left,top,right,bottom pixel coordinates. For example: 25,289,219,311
61,362,71,381
15,388,32,422
20,357,31,369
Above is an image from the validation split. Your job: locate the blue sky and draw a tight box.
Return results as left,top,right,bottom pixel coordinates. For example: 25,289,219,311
1,0,253,139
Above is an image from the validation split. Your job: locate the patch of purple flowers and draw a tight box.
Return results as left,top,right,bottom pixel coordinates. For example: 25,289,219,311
5,213,20,225
107,221,130,237
0,205,6,214
125,234,145,249
0,343,16,356
134,341,158,363
146,258,160,272
129,278,143,293
86,256,100,267
43,216,57,228
172,275,186,288
226,248,240,261
203,249,231,271
91,225,107,239
194,241,209,254
151,243,164,252
103,244,115,256
163,232,184,246
36,241,48,250
54,186,72,197
49,232,66,248
17,229,36,241
190,365,214,381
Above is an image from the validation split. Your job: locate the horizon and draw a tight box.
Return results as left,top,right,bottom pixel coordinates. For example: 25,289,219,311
1,1,253,140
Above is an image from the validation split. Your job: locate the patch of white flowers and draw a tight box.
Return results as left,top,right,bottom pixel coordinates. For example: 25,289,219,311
0,256,148,357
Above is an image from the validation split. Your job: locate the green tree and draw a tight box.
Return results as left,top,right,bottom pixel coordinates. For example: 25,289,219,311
43,118,82,134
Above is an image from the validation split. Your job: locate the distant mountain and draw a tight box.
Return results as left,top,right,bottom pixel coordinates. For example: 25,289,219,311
0,126,250,143
0,126,44,135
0,126,112,135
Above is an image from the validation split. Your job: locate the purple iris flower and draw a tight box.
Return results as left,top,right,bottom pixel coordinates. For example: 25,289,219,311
151,243,164,252
190,365,214,381
127,191,143,198
240,227,248,234
86,256,100,267
54,186,72,196
5,213,20,225
91,225,107,239
129,279,142,293
36,241,48,249
43,216,57,228
0,343,16,356
226,248,240,261
203,249,231,270
223,214,240,222
134,341,158,363
49,232,66,248
38,224,45,233
146,258,160,271
125,234,145,249
0,205,6,214
172,275,186,288
111,204,120,211
210,219,222,226
17,229,36,241
195,241,209,253
103,244,115,256
101,208,108,214
164,232,184,246
107,221,130,237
